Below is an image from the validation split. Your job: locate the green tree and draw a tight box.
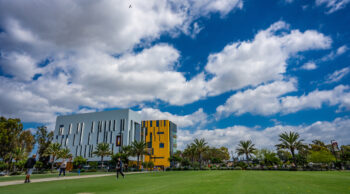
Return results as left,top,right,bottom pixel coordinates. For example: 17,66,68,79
236,140,256,161
183,144,197,165
131,141,147,169
93,143,112,170
0,117,23,162
18,130,35,154
340,145,350,162
73,156,87,168
44,143,62,172
58,148,72,160
192,138,209,168
307,150,336,164
12,147,27,172
35,126,54,168
277,150,292,162
275,131,306,163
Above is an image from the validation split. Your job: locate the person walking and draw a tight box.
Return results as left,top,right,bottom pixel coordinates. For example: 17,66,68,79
24,154,36,183
77,164,82,176
116,157,124,179
59,159,67,176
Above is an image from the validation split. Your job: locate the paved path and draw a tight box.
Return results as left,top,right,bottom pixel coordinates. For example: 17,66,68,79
0,172,147,187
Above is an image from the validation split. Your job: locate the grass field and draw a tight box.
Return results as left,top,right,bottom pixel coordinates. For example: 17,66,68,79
1,170,349,194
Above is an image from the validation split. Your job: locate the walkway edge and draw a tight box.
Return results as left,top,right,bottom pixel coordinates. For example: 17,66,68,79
0,171,149,187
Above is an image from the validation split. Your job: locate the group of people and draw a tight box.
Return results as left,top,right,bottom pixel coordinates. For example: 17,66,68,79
23,155,125,183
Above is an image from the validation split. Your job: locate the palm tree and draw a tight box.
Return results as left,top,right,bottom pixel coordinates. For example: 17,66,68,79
183,144,197,165
275,131,306,162
44,143,62,172
236,140,256,161
193,138,209,168
131,141,147,169
93,143,112,170
58,148,72,160
12,147,27,172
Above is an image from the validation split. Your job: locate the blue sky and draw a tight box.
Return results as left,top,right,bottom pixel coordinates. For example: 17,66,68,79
0,0,349,151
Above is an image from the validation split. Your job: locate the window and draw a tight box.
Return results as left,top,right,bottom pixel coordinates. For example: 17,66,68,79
120,119,125,131
73,134,75,146
156,120,159,127
68,124,72,134
65,136,69,146
159,143,164,148
91,121,94,133
157,132,164,134
113,120,116,131
76,123,80,134
59,125,64,135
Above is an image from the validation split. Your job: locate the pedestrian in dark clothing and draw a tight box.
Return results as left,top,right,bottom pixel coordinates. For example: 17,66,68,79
59,159,67,176
116,157,124,179
24,155,36,183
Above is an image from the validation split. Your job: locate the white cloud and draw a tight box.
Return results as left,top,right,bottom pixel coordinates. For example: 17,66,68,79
205,21,331,95
217,79,297,116
301,62,317,70
139,108,208,128
281,85,350,113
186,0,243,17
0,52,39,81
326,67,350,83
178,117,350,151
321,45,348,61
217,82,350,117
316,0,350,13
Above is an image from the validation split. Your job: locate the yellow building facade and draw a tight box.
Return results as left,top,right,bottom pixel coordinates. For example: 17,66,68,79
142,120,177,168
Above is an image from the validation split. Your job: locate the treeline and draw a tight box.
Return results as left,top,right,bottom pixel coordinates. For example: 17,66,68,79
168,132,350,171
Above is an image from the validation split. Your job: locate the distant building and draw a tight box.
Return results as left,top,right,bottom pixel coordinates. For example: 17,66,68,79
142,120,177,168
53,109,141,161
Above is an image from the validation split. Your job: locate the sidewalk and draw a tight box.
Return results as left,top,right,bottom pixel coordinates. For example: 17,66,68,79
0,171,146,187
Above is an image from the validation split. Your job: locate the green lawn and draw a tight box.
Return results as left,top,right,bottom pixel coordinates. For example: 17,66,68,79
1,171,350,194
0,171,114,182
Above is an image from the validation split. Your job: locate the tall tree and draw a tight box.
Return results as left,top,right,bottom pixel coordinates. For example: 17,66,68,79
131,141,147,169
35,126,54,168
275,131,306,163
193,138,209,168
183,144,197,165
0,117,23,162
18,130,35,154
93,143,112,170
12,147,27,172
58,148,72,160
236,140,256,161
44,143,62,172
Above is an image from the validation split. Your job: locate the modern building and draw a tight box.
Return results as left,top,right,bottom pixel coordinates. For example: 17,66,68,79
53,109,141,161
142,120,177,168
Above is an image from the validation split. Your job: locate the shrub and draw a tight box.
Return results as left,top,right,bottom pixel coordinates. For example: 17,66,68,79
89,161,98,169
234,167,242,170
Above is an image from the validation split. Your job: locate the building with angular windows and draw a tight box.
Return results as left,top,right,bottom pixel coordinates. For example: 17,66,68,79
142,120,177,168
53,109,141,161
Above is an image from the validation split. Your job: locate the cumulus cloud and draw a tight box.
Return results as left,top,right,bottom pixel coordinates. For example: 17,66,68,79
301,62,317,70
177,117,350,151
217,82,350,117
316,0,350,13
325,67,350,83
0,1,334,126
205,21,331,95
217,79,297,116
139,108,208,128
0,52,39,81
281,85,350,113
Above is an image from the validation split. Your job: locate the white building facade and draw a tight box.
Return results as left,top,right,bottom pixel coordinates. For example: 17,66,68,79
53,109,141,161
